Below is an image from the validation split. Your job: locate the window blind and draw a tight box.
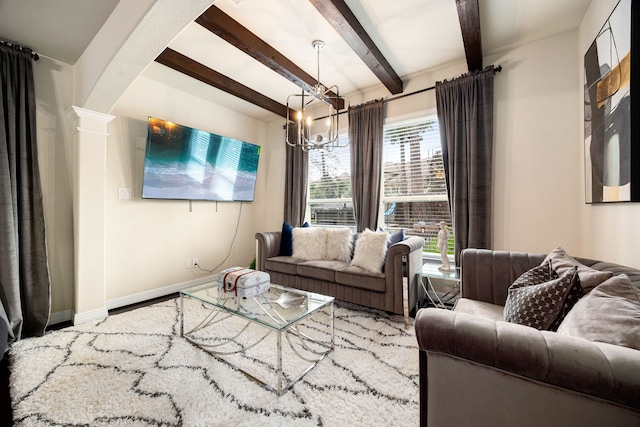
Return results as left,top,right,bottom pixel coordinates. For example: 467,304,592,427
307,135,355,227
382,116,453,255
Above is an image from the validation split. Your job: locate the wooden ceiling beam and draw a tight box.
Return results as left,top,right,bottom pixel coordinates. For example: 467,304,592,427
196,5,344,110
309,0,403,95
456,0,483,72
155,48,296,119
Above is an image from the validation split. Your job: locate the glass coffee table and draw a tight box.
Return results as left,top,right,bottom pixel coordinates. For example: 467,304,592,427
179,281,334,396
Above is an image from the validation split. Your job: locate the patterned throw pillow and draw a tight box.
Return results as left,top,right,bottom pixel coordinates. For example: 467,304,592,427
511,260,558,288
504,266,579,330
549,272,584,331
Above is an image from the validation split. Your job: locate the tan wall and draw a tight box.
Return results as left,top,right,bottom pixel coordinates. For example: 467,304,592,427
106,76,269,301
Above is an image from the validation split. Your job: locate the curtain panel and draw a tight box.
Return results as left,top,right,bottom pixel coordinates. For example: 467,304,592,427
436,65,495,265
283,124,309,226
0,44,51,351
349,99,384,232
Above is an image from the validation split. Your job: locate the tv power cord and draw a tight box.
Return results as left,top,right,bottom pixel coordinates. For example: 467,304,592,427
192,202,243,274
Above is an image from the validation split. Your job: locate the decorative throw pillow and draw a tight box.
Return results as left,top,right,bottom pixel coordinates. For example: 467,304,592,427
325,227,352,262
543,247,612,292
387,229,405,249
350,228,389,274
511,260,558,289
292,227,327,260
557,274,640,351
549,275,584,331
278,221,309,256
504,266,579,330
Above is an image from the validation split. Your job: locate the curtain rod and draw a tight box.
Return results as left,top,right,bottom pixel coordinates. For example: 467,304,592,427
387,65,502,104
0,40,39,61
313,64,502,120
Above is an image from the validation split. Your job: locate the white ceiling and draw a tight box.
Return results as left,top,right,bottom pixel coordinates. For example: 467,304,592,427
0,0,120,65
0,0,592,121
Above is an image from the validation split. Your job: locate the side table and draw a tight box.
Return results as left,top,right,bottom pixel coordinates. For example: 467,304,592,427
417,263,461,310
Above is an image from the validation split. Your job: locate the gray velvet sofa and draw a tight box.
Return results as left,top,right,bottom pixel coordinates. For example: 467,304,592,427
255,231,425,315
415,248,640,427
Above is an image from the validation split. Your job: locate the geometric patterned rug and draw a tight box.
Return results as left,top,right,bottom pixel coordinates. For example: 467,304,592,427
10,298,418,426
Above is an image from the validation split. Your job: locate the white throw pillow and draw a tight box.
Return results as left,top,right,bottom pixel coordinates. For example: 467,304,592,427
292,228,327,260
350,228,389,274
325,227,352,262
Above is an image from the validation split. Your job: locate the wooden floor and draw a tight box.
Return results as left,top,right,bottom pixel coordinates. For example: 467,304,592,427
0,293,178,426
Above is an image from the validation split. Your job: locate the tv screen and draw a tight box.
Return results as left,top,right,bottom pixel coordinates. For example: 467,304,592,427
142,117,260,202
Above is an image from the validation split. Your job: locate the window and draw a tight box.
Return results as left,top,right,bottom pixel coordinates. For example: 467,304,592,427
382,116,453,256
305,114,453,256
307,134,355,227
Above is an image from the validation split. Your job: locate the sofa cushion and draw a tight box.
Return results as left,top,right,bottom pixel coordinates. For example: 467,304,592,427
387,228,405,249
504,267,579,330
544,247,613,292
297,259,349,282
557,274,640,351
351,228,388,274
278,221,309,256
325,227,352,262
335,265,386,292
292,227,327,260
265,256,303,275
454,298,504,321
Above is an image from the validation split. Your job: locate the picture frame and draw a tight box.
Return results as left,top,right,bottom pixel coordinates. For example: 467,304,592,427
584,0,640,203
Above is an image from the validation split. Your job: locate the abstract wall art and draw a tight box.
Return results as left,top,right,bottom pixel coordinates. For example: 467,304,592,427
584,0,639,203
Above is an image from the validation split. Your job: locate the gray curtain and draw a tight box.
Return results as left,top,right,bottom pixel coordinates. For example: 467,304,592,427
284,124,308,226
349,99,384,232
0,43,51,351
436,65,495,265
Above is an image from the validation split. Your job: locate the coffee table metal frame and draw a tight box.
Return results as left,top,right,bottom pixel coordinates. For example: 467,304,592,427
179,282,334,396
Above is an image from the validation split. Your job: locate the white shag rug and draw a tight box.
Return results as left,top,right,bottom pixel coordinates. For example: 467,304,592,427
10,298,419,426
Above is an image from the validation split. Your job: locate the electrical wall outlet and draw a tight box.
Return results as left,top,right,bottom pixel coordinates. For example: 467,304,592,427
193,258,198,268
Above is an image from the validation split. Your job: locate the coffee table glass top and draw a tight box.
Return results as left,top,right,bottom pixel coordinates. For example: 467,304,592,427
181,282,334,331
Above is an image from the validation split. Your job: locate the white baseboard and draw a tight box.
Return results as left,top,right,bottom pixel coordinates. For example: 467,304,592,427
49,275,217,326
73,306,109,325
106,274,217,310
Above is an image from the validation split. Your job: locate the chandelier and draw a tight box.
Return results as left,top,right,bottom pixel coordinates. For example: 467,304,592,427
285,40,349,151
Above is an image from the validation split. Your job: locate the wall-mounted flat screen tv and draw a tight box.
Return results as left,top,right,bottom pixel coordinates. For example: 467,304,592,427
142,117,260,202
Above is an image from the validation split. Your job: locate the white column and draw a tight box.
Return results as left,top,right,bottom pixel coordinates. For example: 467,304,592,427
67,106,115,324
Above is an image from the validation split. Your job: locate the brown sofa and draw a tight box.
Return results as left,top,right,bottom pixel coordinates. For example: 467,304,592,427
255,231,425,316
415,248,640,427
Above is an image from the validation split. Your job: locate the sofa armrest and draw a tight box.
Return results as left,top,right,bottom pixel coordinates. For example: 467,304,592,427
386,236,425,310
460,248,546,305
415,307,640,410
255,231,281,271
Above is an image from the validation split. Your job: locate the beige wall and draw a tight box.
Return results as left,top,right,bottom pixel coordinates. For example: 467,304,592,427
263,33,585,256
106,76,269,302
577,0,640,269
488,31,582,254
